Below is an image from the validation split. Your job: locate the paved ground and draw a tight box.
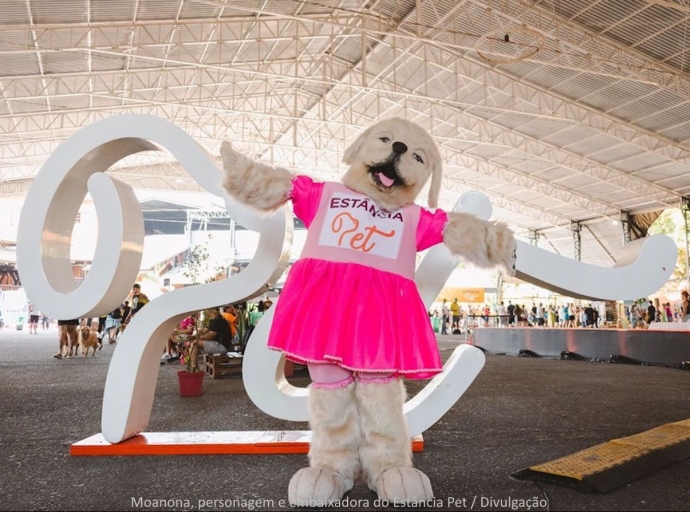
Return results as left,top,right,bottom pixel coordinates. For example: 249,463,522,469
1,328,689,511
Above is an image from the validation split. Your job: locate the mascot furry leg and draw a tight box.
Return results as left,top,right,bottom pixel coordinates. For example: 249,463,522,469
289,372,361,505
289,373,433,506
356,377,433,502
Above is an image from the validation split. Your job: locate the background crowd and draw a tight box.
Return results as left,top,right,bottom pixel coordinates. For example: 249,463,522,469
433,292,690,334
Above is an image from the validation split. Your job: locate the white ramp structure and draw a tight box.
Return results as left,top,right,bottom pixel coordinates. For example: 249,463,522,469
515,235,677,301
16,115,678,444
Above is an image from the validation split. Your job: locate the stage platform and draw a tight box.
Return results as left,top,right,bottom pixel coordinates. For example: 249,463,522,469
471,327,690,368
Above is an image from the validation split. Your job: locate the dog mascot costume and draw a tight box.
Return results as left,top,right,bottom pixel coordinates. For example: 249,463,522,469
220,118,516,505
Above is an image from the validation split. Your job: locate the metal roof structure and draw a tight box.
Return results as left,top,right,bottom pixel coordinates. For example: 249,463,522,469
1,0,690,267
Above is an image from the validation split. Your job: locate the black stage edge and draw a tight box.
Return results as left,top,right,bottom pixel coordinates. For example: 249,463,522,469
472,328,690,368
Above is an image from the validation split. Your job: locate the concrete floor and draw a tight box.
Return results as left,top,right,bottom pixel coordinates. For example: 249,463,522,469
1,328,689,511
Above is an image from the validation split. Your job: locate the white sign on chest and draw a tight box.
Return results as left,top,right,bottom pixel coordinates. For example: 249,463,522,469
318,193,405,259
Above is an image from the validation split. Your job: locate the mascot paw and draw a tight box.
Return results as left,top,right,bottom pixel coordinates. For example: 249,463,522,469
375,467,433,505
288,467,348,507
220,141,252,177
491,223,517,277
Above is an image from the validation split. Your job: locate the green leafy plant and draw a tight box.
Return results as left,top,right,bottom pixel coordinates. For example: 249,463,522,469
174,329,199,373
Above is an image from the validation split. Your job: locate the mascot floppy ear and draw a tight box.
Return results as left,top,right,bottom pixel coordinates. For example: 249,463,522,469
426,145,443,209
343,125,374,166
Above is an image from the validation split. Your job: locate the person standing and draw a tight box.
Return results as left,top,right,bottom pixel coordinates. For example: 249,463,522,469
629,301,640,328
496,301,506,327
514,304,523,327
584,304,595,328
450,298,460,332
507,301,516,326
54,318,79,359
221,304,239,346
97,314,108,338
28,301,39,334
646,300,656,325
104,306,122,344
128,283,150,320
681,291,689,322
441,299,450,335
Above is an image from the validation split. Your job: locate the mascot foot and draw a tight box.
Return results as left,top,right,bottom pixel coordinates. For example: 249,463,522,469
288,467,348,507
375,467,433,505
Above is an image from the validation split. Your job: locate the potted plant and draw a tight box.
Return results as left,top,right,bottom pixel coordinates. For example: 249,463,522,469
174,238,231,396
174,312,204,397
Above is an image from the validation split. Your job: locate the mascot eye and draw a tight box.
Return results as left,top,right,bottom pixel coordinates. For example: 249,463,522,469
379,137,390,143
413,153,425,164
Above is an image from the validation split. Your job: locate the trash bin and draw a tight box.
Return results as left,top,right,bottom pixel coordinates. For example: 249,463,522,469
432,316,440,333
16,316,25,330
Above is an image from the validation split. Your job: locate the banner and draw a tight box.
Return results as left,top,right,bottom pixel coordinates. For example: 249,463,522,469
438,288,485,303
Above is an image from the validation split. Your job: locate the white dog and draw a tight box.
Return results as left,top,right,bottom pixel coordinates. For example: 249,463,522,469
221,118,516,506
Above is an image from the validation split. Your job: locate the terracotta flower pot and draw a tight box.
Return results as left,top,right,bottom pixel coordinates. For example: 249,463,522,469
177,370,205,397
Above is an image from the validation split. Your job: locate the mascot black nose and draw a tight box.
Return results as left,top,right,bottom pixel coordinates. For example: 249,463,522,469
392,142,408,154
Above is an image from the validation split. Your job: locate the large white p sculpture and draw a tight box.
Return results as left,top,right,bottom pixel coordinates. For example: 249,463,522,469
15,115,487,443
17,115,677,445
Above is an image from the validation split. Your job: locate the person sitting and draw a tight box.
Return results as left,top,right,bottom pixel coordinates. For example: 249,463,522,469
189,308,233,366
164,313,197,363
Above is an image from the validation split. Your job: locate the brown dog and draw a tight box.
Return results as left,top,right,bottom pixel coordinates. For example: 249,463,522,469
78,326,101,357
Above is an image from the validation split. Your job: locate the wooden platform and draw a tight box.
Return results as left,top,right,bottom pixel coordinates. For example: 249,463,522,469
71,431,425,456
204,353,243,379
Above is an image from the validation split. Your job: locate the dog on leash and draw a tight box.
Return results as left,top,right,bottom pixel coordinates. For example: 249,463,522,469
78,326,101,357
220,117,516,506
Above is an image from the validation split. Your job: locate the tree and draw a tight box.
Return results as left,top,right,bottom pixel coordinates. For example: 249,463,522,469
182,235,230,285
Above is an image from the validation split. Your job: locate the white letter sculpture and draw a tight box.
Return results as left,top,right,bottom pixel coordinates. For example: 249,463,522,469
16,115,678,444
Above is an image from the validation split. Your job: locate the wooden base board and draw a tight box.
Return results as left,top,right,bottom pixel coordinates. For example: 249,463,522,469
71,431,425,456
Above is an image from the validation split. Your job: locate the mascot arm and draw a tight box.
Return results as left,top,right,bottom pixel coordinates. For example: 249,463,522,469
442,211,517,276
220,141,294,212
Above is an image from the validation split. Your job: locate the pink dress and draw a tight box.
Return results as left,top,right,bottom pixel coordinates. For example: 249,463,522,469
267,176,448,380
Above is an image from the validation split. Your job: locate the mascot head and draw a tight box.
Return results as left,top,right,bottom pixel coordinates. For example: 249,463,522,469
341,117,443,212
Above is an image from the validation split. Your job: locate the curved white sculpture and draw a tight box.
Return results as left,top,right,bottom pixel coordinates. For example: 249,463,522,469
15,114,678,444
515,234,677,301
16,115,293,443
